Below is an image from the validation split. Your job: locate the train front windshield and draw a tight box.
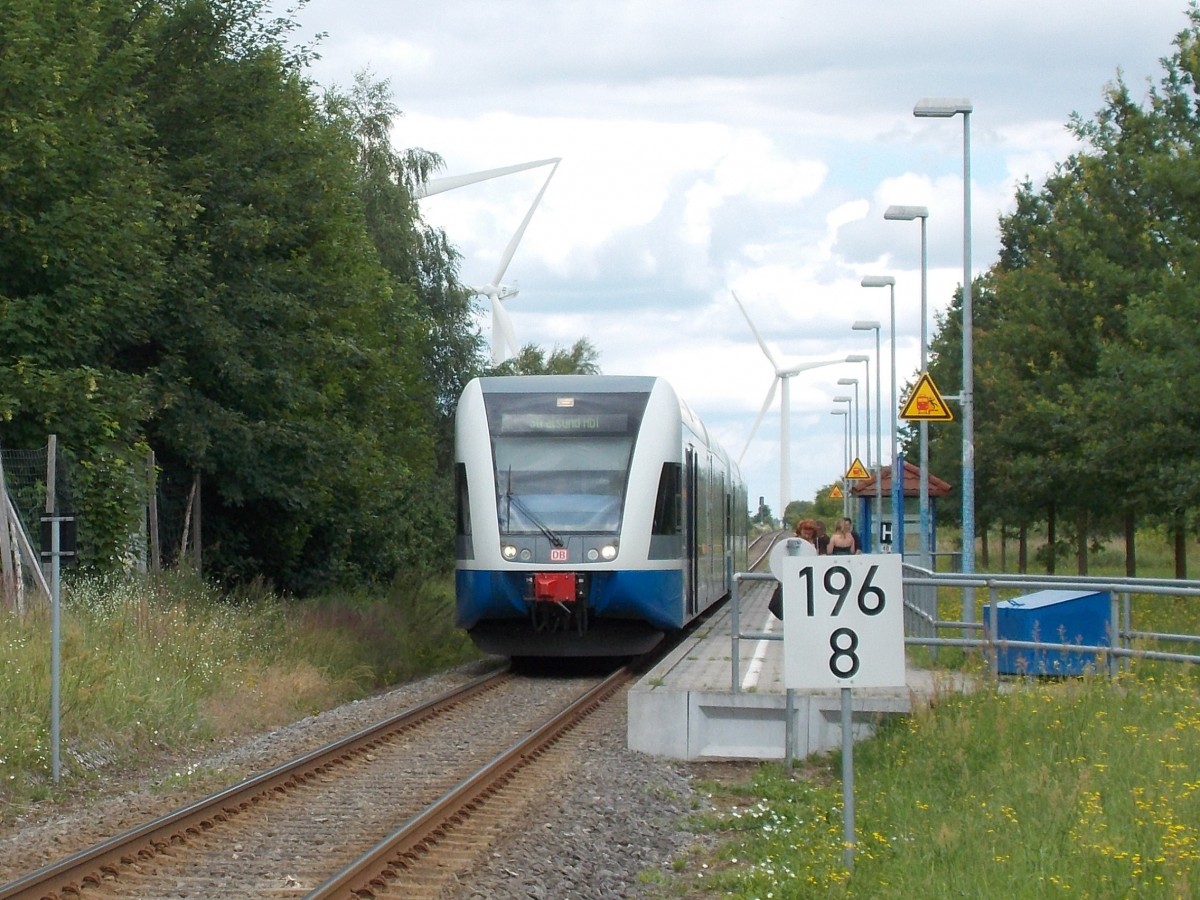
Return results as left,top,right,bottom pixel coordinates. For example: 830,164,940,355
485,390,649,534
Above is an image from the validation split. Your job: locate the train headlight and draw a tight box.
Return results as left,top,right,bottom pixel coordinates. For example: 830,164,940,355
586,548,598,561
501,544,518,560
600,544,618,560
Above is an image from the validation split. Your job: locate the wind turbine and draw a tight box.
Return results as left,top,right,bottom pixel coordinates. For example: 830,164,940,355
731,291,846,521
417,158,561,364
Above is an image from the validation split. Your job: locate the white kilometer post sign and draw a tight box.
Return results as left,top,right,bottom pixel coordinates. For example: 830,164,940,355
768,540,906,870
769,540,906,690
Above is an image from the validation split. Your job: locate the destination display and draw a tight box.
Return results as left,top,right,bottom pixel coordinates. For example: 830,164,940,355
500,413,630,434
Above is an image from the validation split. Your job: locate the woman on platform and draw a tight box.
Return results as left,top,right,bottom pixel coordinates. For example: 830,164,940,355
828,517,858,555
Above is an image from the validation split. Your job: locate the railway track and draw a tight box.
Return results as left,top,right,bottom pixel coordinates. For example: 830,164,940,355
0,666,631,899
749,528,786,570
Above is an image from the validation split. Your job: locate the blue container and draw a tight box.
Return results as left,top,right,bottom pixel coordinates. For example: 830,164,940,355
984,589,1111,676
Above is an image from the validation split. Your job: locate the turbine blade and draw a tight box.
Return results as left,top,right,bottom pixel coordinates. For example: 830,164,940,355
779,357,850,377
731,291,781,371
490,159,560,286
739,377,779,463
416,157,562,199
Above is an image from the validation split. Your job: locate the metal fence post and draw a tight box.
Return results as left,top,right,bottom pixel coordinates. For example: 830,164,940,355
731,575,742,694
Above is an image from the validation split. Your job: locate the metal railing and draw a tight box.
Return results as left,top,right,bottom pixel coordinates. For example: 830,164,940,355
730,564,1200,693
903,566,1200,680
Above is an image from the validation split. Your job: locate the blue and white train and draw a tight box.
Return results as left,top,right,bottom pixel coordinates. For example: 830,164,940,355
454,374,748,657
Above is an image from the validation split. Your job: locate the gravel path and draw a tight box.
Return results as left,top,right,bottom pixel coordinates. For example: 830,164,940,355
0,661,747,898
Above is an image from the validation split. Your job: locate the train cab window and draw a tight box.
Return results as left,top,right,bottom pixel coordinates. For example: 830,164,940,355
652,462,682,535
484,390,648,534
494,438,630,532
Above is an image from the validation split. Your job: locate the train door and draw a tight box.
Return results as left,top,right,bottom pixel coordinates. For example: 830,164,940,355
700,455,715,605
684,445,698,616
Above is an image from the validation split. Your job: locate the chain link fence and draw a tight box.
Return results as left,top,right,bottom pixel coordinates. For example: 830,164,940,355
1,439,199,610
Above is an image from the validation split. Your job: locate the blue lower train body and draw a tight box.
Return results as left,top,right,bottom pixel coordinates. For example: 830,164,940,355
456,567,685,656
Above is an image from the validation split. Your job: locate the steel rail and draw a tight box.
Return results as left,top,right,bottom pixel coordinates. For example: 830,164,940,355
749,529,786,572
0,669,510,900
308,666,630,898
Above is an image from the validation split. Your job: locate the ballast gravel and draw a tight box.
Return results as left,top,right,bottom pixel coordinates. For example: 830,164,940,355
0,660,747,899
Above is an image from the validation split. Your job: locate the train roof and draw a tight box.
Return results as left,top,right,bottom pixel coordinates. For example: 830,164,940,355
472,374,662,394
463,374,741,483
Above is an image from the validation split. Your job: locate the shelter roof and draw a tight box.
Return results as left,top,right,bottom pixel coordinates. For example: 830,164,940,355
851,460,952,498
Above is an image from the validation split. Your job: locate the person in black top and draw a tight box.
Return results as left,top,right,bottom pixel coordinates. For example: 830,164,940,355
845,517,862,553
814,519,830,555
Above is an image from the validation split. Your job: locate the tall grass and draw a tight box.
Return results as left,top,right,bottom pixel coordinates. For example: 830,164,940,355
0,570,479,814
676,534,1200,897
689,665,1200,897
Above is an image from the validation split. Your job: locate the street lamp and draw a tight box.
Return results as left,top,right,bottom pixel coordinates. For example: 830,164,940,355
833,394,854,516
833,394,854,452
844,356,871,466
915,97,975,591
837,378,860,462
885,204,932,569
861,276,899,554
850,328,880,552
830,409,849,516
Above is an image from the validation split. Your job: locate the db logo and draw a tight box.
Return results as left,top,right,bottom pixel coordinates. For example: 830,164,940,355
550,548,569,562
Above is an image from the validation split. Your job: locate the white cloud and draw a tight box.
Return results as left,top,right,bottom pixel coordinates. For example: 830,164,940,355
283,0,1192,512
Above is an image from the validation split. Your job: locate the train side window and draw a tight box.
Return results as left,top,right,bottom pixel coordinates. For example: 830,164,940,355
455,463,471,536
652,462,682,535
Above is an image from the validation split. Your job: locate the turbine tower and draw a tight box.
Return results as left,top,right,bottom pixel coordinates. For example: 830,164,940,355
732,291,845,522
417,158,561,364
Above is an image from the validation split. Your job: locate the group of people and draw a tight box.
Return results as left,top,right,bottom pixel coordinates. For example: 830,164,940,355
768,515,861,619
793,516,861,555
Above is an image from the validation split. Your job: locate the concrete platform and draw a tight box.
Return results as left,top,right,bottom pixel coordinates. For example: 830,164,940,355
628,577,963,761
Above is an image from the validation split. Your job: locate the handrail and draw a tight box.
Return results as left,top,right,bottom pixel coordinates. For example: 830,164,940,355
731,564,1200,691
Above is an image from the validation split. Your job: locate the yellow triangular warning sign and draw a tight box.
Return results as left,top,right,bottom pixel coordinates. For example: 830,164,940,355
829,484,844,499
845,457,871,480
900,371,954,421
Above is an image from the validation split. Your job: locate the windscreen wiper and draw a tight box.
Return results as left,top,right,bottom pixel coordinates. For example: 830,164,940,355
504,468,564,547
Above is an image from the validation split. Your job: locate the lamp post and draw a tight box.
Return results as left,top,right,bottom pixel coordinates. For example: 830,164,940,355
844,357,871,468
831,409,849,516
885,204,931,568
837,378,860,462
915,97,974,594
861,276,898,553
833,395,854,517
850,330,880,552
833,395,855,456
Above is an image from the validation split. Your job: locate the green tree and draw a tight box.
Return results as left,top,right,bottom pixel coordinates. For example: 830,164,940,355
128,0,411,588
1084,11,1200,577
0,0,172,564
326,72,486,458
808,491,842,525
490,338,602,375
926,7,1200,574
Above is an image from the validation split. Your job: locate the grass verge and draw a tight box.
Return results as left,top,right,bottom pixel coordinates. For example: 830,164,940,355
0,569,479,817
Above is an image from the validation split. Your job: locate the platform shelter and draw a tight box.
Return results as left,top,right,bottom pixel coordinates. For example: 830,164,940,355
851,460,951,559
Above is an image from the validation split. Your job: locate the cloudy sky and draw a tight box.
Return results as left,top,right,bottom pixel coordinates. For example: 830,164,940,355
283,0,1190,516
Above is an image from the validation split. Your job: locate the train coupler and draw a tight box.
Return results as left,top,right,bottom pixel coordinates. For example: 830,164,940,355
527,572,589,635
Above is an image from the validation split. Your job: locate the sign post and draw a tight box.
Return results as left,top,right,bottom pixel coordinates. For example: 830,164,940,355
770,546,905,870
40,514,76,784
